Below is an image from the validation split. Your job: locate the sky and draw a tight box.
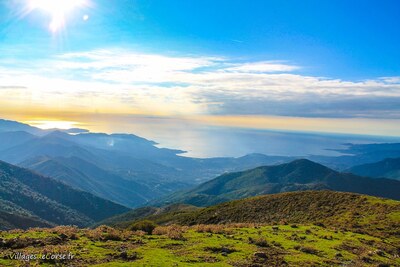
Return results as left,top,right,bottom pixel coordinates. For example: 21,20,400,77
0,0,400,137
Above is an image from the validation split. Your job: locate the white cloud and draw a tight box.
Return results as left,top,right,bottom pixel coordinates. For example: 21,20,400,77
380,76,400,84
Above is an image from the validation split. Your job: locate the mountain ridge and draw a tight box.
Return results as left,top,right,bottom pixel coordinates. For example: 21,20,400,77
347,157,400,180
0,160,130,230
102,190,400,239
153,159,400,207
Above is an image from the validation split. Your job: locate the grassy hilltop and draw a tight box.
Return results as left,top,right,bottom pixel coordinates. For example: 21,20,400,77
0,191,399,266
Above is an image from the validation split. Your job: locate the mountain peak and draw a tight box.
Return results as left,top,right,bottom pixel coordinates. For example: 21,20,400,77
285,158,334,171
44,130,71,138
0,119,43,135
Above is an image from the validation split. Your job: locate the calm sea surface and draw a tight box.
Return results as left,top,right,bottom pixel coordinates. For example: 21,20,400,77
86,116,400,158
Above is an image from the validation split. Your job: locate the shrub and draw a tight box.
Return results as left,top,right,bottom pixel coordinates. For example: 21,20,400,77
51,226,79,240
130,220,157,235
153,225,186,240
132,230,146,237
166,225,186,240
193,224,228,234
85,226,129,241
153,226,169,235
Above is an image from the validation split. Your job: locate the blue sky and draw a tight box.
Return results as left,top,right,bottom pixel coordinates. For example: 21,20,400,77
0,0,399,136
2,0,399,79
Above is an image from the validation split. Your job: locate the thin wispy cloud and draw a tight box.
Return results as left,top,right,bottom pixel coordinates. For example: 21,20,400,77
225,61,300,73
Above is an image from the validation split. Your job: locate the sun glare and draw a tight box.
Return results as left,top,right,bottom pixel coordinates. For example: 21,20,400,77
28,0,88,32
25,120,80,130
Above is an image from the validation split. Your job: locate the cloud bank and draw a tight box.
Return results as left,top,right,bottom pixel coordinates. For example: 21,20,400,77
0,49,399,120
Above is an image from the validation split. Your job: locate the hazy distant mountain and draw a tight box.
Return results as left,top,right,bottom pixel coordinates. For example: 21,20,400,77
311,143,400,170
2,118,400,209
0,131,36,151
20,156,156,207
0,160,129,229
0,119,89,136
347,157,400,180
0,119,44,135
0,120,295,207
0,132,98,164
155,159,400,206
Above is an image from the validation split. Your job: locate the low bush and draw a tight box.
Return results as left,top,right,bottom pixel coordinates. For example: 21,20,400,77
153,225,187,240
130,220,157,235
193,224,228,234
85,226,129,241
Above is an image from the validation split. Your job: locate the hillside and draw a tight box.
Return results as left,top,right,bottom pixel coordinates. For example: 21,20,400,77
176,191,399,236
97,204,200,228
348,157,400,180
0,199,53,229
0,191,398,266
0,160,129,230
156,159,400,206
123,191,399,239
0,131,36,151
20,156,155,207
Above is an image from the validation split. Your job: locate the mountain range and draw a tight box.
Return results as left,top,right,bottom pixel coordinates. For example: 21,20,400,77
347,157,400,180
154,159,400,206
0,119,293,207
2,118,400,231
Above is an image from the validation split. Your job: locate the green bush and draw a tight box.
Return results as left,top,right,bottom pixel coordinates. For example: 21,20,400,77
130,220,157,234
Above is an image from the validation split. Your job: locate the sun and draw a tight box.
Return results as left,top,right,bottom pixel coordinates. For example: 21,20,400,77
28,0,88,32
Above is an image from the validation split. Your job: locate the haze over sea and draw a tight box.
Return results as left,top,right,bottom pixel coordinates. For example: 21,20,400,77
73,117,400,158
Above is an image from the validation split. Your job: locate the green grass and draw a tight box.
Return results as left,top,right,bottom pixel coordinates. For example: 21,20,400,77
0,224,398,266
1,191,399,266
